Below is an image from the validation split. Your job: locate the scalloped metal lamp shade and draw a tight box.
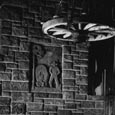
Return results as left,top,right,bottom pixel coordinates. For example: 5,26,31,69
42,18,115,42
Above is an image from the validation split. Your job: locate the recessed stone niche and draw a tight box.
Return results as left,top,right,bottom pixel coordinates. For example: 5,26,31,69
31,44,62,92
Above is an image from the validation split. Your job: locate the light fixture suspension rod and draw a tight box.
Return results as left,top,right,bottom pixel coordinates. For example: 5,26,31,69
67,0,75,28
54,0,63,17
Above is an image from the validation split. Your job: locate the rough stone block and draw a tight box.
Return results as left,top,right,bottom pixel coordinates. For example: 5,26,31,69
63,61,73,69
12,102,26,114
63,46,71,54
1,35,10,45
57,109,72,115
72,51,79,58
6,63,18,69
15,52,29,61
2,81,29,91
87,95,104,100
79,52,88,59
12,26,27,37
22,18,35,27
8,50,15,56
6,46,19,51
0,54,4,61
34,98,43,103
12,92,32,102
95,101,104,108
79,85,88,94
73,113,83,115
31,112,49,115
75,102,81,109
44,99,63,106
63,86,77,91
18,61,29,69
0,5,22,21
73,66,80,71
1,35,19,46
27,103,43,111
34,92,49,98
0,63,6,71
0,106,10,114
71,46,76,51
13,69,29,80
30,36,52,44
51,38,69,46
19,36,29,41
34,92,62,99
29,4,41,13
48,93,62,98
76,43,88,51
28,27,42,37
64,102,76,109
84,109,104,115
80,67,88,75
23,10,34,19
53,99,64,106
0,72,12,80
4,56,14,62
0,97,11,106
26,112,31,115
2,91,11,96
71,51,79,57
44,105,57,111
63,70,75,79
49,113,57,115
1,46,11,56
2,27,12,35
20,41,30,51
2,20,12,28
3,0,28,7
12,21,22,26
44,99,54,105
43,0,57,8
63,91,75,100
9,36,19,46
75,75,88,84
5,69,12,72
75,94,86,100
63,79,75,86
81,101,95,108
64,55,73,61
73,59,88,66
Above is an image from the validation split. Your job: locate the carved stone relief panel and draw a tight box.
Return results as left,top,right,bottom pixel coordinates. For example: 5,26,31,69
32,44,62,92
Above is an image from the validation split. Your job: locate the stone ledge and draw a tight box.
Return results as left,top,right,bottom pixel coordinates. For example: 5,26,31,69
32,87,61,93
2,81,29,91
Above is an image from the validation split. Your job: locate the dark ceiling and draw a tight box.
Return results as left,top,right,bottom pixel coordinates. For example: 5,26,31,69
0,0,114,26
38,0,115,26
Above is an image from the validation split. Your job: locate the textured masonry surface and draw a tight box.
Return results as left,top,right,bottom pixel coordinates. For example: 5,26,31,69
0,0,107,115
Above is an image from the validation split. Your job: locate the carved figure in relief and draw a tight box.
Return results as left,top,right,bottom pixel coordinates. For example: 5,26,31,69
35,65,48,87
33,45,45,58
49,61,60,88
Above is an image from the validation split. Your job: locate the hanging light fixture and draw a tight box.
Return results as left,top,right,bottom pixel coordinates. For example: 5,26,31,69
42,0,115,42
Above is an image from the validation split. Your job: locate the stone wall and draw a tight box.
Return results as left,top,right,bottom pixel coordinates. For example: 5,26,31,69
0,0,105,115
